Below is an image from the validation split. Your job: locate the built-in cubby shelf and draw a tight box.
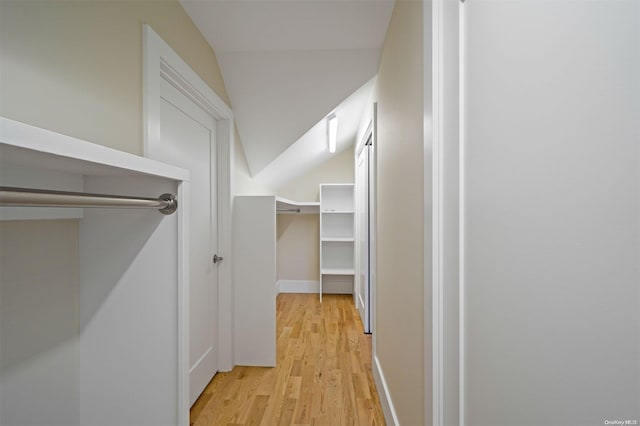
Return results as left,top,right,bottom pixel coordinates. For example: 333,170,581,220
321,210,355,214
321,212,354,239
319,184,355,301
321,268,355,275
321,237,355,242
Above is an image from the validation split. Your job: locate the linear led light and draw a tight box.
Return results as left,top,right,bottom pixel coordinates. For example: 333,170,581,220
327,113,338,153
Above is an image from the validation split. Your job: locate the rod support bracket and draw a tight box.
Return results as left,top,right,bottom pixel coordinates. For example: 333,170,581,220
158,193,178,215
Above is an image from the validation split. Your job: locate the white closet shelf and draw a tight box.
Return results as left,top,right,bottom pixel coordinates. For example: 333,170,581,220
321,237,354,242
321,268,355,275
275,196,319,214
0,118,189,181
321,210,354,214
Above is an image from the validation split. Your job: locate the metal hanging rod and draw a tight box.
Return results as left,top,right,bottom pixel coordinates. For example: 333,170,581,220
0,186,178,215
277,208,301,213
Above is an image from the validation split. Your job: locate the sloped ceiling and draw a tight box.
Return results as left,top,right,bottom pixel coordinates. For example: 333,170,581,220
179,0,394,176
255,77,375,190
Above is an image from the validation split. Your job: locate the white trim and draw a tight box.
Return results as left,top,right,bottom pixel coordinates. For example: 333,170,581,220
369,104,377,336
355,121,373,156
143,25,234,424
354,123,373,332
431,0,445,425
370,102,378,350
459,3,467,425
423,0,436,425
372,355,400,426
319,187,324,303
216,117,234,373
176,180,189,425
276,280,320,294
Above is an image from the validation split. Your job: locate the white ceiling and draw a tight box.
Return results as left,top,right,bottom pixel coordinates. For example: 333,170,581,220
180,0,394,176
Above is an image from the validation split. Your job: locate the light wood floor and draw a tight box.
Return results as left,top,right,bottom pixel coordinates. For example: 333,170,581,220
190,293,385,426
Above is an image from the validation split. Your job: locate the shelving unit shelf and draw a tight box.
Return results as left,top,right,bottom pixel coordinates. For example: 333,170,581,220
319,183,355,301
321,268,355,275
275,196,319,214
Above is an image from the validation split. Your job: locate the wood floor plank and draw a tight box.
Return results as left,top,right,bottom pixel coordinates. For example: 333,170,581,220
190,294,385,426
276,398,297,426
246,395,270,426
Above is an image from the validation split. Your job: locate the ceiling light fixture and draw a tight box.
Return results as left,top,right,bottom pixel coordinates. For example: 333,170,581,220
327,113,338,153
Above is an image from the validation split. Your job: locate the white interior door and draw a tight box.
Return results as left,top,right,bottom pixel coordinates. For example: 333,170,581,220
355,138,371,333
157,78,219,406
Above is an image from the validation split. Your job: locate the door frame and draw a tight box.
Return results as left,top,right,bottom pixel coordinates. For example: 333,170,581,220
143,25,234,426
431,0,445,424
355,122,373,334
370,103,378,349
429,0,463,425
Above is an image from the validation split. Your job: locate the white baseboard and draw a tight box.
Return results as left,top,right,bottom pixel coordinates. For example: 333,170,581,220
277,280,319,294
373,354,400,426
276,278,353,295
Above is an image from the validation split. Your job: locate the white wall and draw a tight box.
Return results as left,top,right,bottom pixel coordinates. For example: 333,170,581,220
234,128,275,196
458,1,640,424
374,1,428,424
276,214,319,282
0,0,230,157
276,146,354,202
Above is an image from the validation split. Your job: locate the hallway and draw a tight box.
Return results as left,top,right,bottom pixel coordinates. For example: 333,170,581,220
190,294,385,425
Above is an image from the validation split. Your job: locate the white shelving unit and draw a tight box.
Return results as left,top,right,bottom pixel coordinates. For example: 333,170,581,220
233,196,276,367
0,118,190,426
319,184,355,301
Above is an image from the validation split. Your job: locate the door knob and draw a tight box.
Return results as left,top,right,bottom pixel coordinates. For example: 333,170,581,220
213,254,223,264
